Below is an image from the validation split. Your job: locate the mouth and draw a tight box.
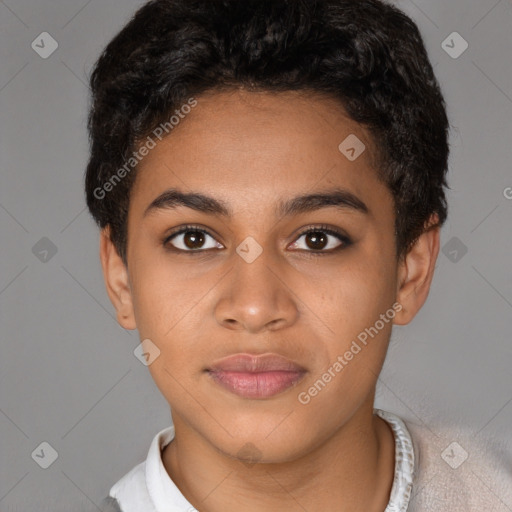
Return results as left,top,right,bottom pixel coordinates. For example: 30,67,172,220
206,353,307,399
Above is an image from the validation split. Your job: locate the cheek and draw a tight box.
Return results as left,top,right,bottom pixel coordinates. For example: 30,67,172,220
128,255,219,391
131,264,204,398
129,253,200,338
294,264,397,416
314,256,397,334
130,272,168,338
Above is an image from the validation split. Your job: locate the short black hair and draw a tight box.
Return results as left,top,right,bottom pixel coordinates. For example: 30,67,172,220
85,0,450,263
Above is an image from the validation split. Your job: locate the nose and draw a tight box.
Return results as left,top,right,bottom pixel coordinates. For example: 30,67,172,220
214,247,300,334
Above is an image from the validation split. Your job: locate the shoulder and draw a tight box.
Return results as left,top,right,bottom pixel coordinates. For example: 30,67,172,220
107,460,156,512
105,425,177,512
100,496,123,512
403,417,512,511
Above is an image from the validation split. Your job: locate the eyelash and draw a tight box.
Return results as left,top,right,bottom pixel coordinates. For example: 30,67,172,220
163,224,352,256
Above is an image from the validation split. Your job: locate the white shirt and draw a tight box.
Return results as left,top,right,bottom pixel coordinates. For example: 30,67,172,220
105,409,511,511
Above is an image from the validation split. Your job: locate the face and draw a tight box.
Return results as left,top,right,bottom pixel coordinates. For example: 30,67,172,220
102,89,438,463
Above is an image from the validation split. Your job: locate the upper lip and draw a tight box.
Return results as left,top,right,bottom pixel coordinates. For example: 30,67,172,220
208,353,306,373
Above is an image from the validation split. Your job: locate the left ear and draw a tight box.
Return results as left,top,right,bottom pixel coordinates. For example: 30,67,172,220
394,214,441,325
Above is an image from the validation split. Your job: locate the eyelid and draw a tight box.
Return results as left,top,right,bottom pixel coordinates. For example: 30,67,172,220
164,224,220,240
288,224,352,252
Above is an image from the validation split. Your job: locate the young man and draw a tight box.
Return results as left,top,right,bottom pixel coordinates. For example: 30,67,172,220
86,1,510,511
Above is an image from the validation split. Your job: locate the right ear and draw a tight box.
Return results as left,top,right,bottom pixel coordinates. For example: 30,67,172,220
99,227,137,330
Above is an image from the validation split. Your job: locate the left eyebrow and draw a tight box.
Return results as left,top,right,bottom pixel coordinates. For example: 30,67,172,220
277,188,369,217
143,187,369,218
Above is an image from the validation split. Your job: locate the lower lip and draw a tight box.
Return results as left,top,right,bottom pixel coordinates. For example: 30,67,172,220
207,370,306,399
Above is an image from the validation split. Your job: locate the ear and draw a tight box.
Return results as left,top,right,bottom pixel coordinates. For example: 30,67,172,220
99,227,137,330
394,214,441,325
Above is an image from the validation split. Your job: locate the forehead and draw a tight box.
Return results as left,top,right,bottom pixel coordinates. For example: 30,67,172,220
130,89,390,217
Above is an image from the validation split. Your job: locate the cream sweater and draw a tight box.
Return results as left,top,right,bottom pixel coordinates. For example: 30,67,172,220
404,415,511,510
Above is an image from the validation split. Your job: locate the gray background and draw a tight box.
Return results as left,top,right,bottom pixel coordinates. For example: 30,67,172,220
0,0,511,510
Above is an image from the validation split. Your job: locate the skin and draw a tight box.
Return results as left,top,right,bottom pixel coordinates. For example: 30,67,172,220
100,89,440,512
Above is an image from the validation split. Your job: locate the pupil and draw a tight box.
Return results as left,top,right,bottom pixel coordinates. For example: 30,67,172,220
184,231,204,249
306,231,327,250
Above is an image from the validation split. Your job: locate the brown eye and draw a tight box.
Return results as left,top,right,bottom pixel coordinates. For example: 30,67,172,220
288,227,351,253
165,227,224,252
305,231,328,250
183,230,205,249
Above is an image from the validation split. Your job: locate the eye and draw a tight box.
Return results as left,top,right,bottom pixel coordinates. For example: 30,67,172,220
164,226,224,252
163,224,351,255
288,226,351,253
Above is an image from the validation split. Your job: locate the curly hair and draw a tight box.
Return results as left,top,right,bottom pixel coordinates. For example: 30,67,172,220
85,0,450,263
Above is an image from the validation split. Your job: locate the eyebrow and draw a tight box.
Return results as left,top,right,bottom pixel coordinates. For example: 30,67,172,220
143,187,369,218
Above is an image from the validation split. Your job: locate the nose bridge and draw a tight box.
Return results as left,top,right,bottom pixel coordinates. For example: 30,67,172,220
214,236,299,332
234,237,280,295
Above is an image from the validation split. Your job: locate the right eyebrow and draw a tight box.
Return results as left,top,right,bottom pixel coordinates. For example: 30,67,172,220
143,189,231,218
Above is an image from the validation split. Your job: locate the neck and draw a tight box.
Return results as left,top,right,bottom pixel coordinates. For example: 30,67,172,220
162,402,395,512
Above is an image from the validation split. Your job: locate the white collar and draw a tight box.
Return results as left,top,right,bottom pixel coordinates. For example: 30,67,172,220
375,409,415,512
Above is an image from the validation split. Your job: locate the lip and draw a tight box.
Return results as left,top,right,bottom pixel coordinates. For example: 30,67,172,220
206,353,307,399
